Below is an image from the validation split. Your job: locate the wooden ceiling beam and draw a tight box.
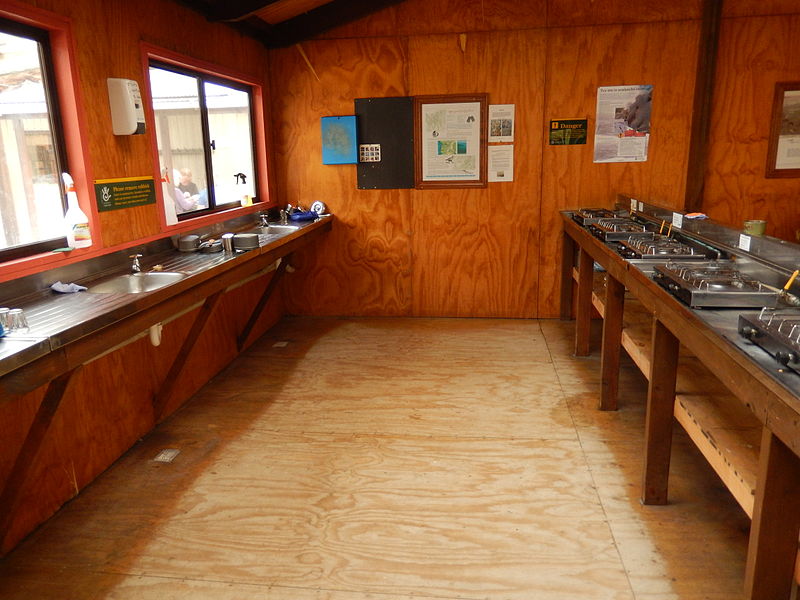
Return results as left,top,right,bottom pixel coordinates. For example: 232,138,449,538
261,0,405,48
176,0,405,49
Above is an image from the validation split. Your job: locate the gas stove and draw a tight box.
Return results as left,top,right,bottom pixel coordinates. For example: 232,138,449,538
588,218,655,242
572,208,617,226
739,308,800,372
616,234,721,260
653,261,780,308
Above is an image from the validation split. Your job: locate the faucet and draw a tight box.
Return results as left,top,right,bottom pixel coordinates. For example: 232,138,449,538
281,204,292,225
258,212,270,227
129,254,142,273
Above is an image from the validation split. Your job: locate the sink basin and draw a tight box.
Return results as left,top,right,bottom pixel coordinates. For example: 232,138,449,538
253,224,300,234
88,271,186,294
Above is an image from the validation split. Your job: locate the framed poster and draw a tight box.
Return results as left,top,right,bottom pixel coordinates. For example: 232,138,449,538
766,82,800,178
413,94,487,189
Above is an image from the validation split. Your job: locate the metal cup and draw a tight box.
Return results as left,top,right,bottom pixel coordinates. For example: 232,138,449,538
222,233,234,253
7,308,28,332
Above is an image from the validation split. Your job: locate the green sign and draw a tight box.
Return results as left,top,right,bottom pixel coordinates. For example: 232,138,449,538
94,177,156,212
549,119,588,145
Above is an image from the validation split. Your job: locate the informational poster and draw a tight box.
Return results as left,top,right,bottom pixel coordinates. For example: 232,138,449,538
593,85,652,163
94,176,156,212
774,89,800,170
549,119,588,145
488,104,515,143
421,101,482,182
488,145,514,182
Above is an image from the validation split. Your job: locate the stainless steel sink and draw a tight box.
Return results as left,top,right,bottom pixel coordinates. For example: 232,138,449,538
252,224,300,234
88,271,186,294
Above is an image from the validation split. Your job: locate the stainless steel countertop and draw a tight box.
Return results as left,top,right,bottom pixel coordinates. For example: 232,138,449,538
0,216,332,379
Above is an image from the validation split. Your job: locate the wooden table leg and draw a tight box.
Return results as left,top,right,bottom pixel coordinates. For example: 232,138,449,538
600,275,625,411
744,427,800,600
560,232,577,320
574,249,594,357
641,318,679,505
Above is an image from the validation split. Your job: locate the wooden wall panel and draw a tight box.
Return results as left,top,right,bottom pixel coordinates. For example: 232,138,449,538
32,0,271,248
724,0,800,18
702,15,800,241
548,0,701,27
269,39,413,316
537,21,700,317
407,30,544,317
321,0,547,40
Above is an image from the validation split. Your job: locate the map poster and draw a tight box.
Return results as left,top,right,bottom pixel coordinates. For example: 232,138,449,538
593,85,652,163
420,101,481,182
321,115,358,165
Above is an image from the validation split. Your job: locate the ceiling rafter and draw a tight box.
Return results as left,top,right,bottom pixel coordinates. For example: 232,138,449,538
176,0,405,49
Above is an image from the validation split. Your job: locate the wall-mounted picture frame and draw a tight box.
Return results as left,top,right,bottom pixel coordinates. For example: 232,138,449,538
766,81,800,178
321,115,358,165
413,94,488,189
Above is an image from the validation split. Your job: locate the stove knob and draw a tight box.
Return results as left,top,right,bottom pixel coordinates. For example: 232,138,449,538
740,326,759,340
668,283,680,291
775,351,797,366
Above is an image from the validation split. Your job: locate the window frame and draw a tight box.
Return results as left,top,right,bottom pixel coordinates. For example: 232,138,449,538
0,15,70,262
0,1,96,281
142,45,270,228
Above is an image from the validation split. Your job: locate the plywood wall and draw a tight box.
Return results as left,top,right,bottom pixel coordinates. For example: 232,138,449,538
703,13,800,241
274,0,715,318
29,0,271,248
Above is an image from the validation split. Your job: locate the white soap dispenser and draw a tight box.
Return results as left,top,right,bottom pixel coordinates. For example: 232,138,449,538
62,173,92,249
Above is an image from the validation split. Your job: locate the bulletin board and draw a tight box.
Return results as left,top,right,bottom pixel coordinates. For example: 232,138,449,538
354,97,414,190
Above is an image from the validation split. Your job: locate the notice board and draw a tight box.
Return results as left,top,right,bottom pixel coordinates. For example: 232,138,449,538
354,97,414,190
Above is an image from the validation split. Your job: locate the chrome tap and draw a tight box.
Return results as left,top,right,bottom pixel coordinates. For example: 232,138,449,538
280,208,288,225
258,212,270,227
130,254,142,273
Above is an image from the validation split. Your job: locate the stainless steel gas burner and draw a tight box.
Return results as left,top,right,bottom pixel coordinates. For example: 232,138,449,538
572,208,617,226
588,218,655,242
653,260,779,308
739,308,800,372
617,235,720,260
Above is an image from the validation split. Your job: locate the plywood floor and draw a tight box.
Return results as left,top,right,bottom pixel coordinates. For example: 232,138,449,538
0,317,750,599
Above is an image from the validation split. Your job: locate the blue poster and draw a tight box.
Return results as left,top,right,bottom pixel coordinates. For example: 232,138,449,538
321,115,358,165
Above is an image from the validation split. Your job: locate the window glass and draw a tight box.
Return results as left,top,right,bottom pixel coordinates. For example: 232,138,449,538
148,67,208,215
206,82,255,206
0,25,66,259
148,62,257,219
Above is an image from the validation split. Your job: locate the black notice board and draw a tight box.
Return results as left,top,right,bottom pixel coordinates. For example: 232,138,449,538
355,97,414,189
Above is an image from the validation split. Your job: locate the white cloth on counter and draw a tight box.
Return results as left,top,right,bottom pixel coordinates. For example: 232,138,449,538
51,281,87,293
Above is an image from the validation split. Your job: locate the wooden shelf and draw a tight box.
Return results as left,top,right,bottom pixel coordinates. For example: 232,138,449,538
577,267,761,517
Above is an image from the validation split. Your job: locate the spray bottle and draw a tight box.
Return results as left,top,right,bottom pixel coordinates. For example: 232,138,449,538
62,173,92,249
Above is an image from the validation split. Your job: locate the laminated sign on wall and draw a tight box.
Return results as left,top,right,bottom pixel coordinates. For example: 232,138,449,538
593,85,652,163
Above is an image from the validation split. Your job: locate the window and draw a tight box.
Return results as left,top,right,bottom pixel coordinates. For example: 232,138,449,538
0,17,67,261
148,61,257,220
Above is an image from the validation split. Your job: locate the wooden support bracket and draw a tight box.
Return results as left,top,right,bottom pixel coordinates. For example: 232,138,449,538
237,256,290,352
152,291,224,422
641,318,679,505
560,231,577,320
574,249,594,356
600,275,625,410
745,427,800,600
0,367,79,552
